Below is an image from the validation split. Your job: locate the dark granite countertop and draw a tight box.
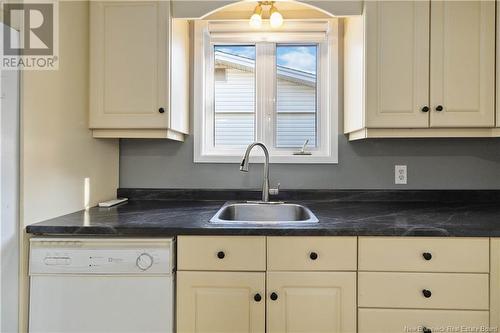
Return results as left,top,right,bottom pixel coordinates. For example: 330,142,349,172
26,190,500,237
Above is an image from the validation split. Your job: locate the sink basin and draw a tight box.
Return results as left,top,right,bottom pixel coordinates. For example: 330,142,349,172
210,202,319,224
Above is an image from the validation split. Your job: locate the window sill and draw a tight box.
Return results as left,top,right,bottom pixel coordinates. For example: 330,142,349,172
194,154,338,164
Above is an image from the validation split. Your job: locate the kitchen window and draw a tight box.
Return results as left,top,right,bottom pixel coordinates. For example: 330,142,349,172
194,20,338,163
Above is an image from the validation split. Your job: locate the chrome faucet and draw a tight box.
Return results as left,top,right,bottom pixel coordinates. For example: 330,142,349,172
240,142,279,202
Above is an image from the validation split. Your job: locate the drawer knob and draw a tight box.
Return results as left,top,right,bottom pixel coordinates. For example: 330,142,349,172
254,293,262,302
216,251,225,259
309,252,318,260
422,252,432,261
421,106,429,113
159,107,165,114
422,289,432,298
423,328,432,333
270,292,278,301
435,105,443,112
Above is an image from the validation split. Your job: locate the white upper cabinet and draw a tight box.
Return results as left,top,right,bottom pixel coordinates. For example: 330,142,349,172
344,0,496,139
430,0,495,128
90,1,189,140
364,1,430,128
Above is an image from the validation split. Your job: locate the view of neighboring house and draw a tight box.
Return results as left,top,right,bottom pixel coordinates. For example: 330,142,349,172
214,50,317,148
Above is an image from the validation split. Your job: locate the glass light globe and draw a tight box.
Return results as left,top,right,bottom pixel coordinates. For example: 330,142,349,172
269,9,283,28
249,13,262,28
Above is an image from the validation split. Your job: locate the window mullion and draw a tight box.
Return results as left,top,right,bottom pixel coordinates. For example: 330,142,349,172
255,42,275,147
255,43,264,143
268,43,277,150
255,43,274,144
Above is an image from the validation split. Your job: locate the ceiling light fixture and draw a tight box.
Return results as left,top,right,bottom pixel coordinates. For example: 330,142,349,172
249,1,283,29
269,4,283,28
250,3,263,28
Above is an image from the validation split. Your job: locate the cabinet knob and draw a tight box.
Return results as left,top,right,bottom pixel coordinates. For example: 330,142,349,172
270,292,278,301
435,105,443,112
216,251,225,259
423,327,432,333
422,252,432,261
422,289,432,298
309,252,318,260
254,293,262,302
421,106,429,112
159,107,165,114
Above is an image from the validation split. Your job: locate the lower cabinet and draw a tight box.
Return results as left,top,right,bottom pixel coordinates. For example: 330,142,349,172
177,236,492,333
358,237,491,333
176,271,265,333
177,236,358,333
491,238,500,329
176,271,357,333
358,272,489,310
267,272,356,333
359,309,489,333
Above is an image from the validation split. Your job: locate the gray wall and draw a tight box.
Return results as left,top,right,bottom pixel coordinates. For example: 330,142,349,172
120,135,500,190
120,20,500,190
121,106,500,191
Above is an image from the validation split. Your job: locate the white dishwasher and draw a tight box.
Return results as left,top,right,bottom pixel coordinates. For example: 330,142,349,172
29,238,175,333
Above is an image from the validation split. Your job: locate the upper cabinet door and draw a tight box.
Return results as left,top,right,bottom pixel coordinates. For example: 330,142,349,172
365,1,430,128
90,1,169,129
430,0,495,127
267,272,357,333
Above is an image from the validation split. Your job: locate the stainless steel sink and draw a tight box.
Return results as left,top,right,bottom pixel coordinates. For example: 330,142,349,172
210,202,319,224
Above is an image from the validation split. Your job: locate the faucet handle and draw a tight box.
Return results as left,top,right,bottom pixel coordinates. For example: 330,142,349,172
269,183,280,196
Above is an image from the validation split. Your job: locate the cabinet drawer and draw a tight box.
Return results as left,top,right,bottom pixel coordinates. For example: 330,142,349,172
359,237,489,272
359,308,489,333
267,237,357,271
358,272,489,310
177,236,266,271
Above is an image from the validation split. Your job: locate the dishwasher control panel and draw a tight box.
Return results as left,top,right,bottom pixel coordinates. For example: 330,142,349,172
29,238,174,275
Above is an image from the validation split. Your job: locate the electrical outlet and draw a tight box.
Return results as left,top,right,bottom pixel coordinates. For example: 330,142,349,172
395,165,407,185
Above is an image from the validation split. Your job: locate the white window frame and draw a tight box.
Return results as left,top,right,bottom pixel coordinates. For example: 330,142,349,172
194,19,339,164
